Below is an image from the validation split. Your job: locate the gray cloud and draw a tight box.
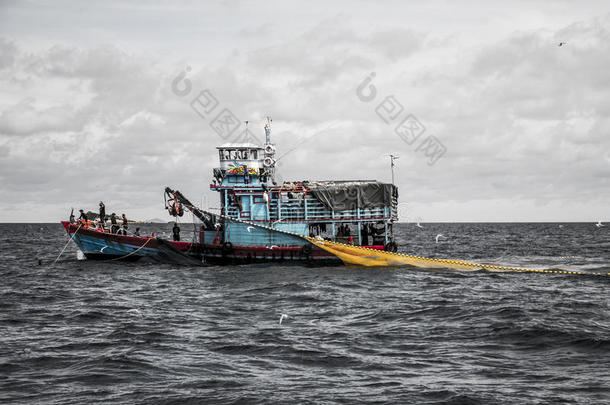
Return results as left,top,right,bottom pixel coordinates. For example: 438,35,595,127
0,98,86,135
0,38,17,69
0,3,609,222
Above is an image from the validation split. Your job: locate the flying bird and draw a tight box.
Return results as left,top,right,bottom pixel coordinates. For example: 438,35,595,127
279,314,288,325
558,42,567,47
247,226,255,232
595,221,604,228
435,234,445,243
416,222,423,229
268,245,279,249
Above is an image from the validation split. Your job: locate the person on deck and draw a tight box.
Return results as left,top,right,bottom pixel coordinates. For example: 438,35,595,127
121,214,128,231
361,224,369,246
134,228,141,237
79,209,87,222
110,213,118,234
69,209,75,223
243,166,250,184
99,202,106,229
172,223,181,241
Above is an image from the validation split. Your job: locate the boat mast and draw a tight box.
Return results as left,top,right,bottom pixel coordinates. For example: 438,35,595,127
263,117,276,183
388,154,399,185
264,117,271,144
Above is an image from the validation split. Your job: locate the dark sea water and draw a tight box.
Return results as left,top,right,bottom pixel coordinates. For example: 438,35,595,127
1,222,609,404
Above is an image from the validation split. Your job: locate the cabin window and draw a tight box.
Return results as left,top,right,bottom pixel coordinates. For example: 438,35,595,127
219,150,225,160
253,195,265,204
251,149,258,159
243,150,249,159
240,210,251,218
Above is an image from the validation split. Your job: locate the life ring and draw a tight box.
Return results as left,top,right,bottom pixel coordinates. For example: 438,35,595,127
301,244,312,256
264,144,276,155
384,241,398,253
222,241,234,254
263,157,274,167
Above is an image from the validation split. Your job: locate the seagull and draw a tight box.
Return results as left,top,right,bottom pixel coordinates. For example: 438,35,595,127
416,222,423,229
558,42,567,47
246,226,255,232
268,245,279,249
596,221,604,228
435,234,444,243
279,314,288,325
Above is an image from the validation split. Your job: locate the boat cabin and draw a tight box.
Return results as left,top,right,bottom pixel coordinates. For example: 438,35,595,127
208,132,398,250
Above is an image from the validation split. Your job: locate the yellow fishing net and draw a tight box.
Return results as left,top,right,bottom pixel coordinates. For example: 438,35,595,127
305,237,599,276
177,204,605,277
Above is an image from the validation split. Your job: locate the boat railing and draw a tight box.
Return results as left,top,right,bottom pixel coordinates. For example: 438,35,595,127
226,198,397,222
223,195,392,222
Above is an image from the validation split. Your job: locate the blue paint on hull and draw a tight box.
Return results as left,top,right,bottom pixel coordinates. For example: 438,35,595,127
73,233,157,258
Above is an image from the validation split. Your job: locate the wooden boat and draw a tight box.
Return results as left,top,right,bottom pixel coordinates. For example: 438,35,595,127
61,119,399,265
60,221,202,264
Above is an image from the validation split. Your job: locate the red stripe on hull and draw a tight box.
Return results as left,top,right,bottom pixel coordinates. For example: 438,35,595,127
61,221,196,252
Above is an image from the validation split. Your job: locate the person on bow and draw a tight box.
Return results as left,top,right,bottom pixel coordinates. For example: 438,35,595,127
121,214,129,231
99,202,106,229
110,213,118,233
78,209,89,228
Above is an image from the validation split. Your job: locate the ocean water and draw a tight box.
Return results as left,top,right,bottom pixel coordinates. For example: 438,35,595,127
1,222,609,404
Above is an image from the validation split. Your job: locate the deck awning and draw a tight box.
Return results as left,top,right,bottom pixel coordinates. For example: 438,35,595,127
303,181,398,211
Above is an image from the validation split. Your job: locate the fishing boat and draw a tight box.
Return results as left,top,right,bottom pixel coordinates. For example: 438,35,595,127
59,220,203,264
166,119,399,265
61,119,399,265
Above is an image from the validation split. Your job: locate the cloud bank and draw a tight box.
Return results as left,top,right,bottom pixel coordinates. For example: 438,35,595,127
0,2,608,222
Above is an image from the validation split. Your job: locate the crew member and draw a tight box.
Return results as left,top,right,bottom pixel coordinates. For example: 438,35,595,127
79,209,88,222
243,165,250,184
110,213,118,233
121,214,128,231
172,222,181,241
361,224,369,246
134,227,141,237
99,202,106,228
69,209,75,223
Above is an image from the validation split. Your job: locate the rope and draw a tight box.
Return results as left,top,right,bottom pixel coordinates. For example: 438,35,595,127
52,222,82,266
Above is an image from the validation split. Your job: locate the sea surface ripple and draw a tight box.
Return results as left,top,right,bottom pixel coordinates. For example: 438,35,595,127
1,223,609,404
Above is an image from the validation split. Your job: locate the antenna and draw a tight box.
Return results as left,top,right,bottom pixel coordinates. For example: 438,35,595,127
388,154,399,185
244,120,249,142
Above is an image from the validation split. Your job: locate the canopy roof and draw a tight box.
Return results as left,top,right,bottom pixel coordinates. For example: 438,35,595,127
303,180,398,210
217,143,261,149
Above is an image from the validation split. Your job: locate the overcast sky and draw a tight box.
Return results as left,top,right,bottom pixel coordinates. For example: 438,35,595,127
1,0,609,222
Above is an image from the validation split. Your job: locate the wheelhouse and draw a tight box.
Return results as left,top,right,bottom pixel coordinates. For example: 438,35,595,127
207,130,398,249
